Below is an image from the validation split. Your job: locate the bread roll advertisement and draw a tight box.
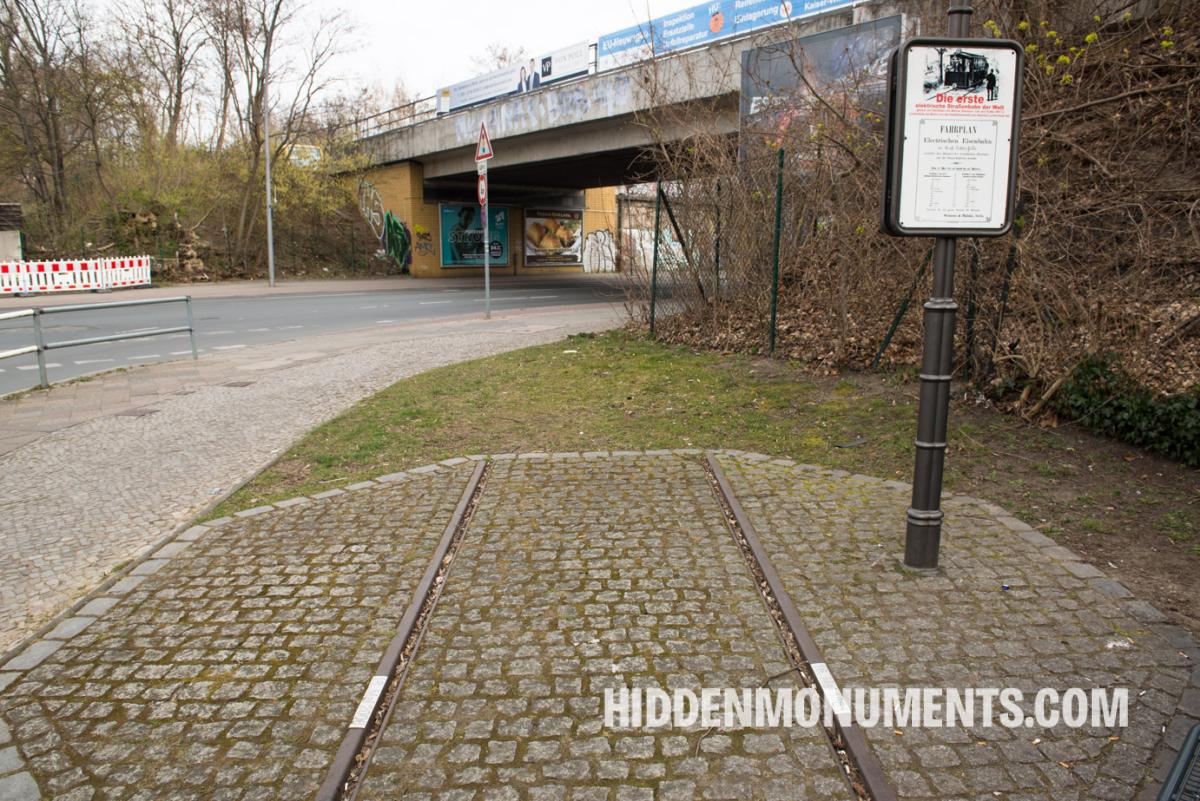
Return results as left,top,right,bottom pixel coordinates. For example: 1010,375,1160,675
524,209,583,266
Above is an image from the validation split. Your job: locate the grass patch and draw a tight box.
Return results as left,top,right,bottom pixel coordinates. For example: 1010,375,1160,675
209,330,1199,634
214,332,918,513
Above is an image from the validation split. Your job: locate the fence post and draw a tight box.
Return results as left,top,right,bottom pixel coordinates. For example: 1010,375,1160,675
650,183,662,337
714,180,722,298
31,310,48,388
768,148,784,354
185,296,198,360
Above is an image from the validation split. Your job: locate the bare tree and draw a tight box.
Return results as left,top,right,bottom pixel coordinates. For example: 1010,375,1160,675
469,41,529,73
118,0,205,148
213,0,349,266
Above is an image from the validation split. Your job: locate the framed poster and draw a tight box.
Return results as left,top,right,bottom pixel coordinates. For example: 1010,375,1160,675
524,209,583,266
883,38,1024,236
439,204,509,267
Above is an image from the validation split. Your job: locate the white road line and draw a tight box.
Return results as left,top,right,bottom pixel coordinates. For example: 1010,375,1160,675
212,344,246,351
17,363,61,370
375,319,395,324
74,358,116,365
474,296,528,302
528,295,559,299
246,327,271,332
275,325,304,330
419,300,454,305
205,329,235,335
126,354,161,360
169,349,201,356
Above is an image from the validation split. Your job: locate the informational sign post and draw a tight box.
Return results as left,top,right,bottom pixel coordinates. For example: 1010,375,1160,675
881,5,1023,571
883,37,1023,235
475,122,494,319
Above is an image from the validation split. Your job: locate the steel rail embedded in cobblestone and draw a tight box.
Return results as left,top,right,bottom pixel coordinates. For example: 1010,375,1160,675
704,454,899,801
316,459,490,801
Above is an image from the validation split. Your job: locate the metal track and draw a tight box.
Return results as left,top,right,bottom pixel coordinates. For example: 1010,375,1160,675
314,460,490,801
704,455,898,801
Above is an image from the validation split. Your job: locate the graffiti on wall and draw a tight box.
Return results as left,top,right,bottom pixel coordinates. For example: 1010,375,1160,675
582,229,616,272
358,178,412,271
413,224,434,256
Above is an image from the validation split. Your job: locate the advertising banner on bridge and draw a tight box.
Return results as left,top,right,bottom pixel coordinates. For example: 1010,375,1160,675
739,16,901,159
596,0,860,71
439,42,590,113
440,204,510,267
524,209,583,266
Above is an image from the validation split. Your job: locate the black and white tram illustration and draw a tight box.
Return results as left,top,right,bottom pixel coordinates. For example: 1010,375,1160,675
943,49,991,90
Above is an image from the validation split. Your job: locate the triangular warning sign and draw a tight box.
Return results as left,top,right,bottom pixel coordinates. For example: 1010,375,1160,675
475,122,494,162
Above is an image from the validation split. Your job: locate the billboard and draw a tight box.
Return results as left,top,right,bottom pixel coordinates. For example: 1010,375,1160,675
739,15,902,154
440,204,510,267
439,42,590,113
597,0,861,71
524,209,583,266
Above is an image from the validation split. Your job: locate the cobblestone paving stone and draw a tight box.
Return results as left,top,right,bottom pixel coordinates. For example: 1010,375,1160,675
0,466,473,800
0,305,621,653
715,452,1198,801
357,454,852,801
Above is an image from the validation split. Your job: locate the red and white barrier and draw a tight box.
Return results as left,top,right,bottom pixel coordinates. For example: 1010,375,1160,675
0,256,152,294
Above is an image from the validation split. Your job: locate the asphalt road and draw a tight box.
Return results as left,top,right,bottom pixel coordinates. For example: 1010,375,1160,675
0,276,622,395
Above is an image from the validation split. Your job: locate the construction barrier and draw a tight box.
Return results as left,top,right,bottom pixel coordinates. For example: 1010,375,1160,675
0,256,152,294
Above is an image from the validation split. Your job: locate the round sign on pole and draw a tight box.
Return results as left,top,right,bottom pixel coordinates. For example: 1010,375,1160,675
477,174,487,206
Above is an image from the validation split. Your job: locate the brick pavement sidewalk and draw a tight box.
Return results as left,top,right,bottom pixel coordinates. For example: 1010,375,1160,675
0,304,622,655
0,451,1194,800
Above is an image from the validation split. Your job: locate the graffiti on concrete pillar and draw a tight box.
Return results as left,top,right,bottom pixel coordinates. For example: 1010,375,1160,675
583,229,616,272
359,178,411,271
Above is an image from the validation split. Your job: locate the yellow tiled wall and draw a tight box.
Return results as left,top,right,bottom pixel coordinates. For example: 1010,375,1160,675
366,162,617,278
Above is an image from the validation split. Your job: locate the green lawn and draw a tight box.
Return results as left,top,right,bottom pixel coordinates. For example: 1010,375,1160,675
212,330,1199,632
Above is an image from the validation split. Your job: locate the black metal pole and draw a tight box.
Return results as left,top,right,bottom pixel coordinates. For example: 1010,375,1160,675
904,0,972,570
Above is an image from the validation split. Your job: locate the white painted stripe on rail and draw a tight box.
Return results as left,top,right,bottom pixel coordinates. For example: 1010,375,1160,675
809,662,851,719
350,675,389,729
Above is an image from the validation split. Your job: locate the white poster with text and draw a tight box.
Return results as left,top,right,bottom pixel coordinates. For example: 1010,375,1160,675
897,44,1018,231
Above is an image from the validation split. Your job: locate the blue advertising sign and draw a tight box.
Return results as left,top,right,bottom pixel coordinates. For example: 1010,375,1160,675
597,0,860,71
440,204,509,267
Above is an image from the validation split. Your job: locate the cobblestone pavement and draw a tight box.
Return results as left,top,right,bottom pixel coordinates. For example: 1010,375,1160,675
0,304,621,654
0,465,474,800
357,454,850,801
716,452,1198,801
0,451,1195,800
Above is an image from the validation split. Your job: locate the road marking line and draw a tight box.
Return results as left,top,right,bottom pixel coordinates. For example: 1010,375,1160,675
126,354,161,360
17,363,61,370
528,295,559,299
205,329,235,335
419,300,454,305
275,325,304,330
376,319,395,324
212,344,246,350
246,327,271,332
169,349,201,356
74,358,116,365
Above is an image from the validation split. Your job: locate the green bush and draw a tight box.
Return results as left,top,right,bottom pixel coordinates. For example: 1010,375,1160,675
1052,355,1200,467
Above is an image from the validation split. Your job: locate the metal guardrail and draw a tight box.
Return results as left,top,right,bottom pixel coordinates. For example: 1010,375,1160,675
0,296,197,388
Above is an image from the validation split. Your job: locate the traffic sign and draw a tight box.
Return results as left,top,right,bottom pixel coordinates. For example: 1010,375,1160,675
477,173,487,206
475,122,493,162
